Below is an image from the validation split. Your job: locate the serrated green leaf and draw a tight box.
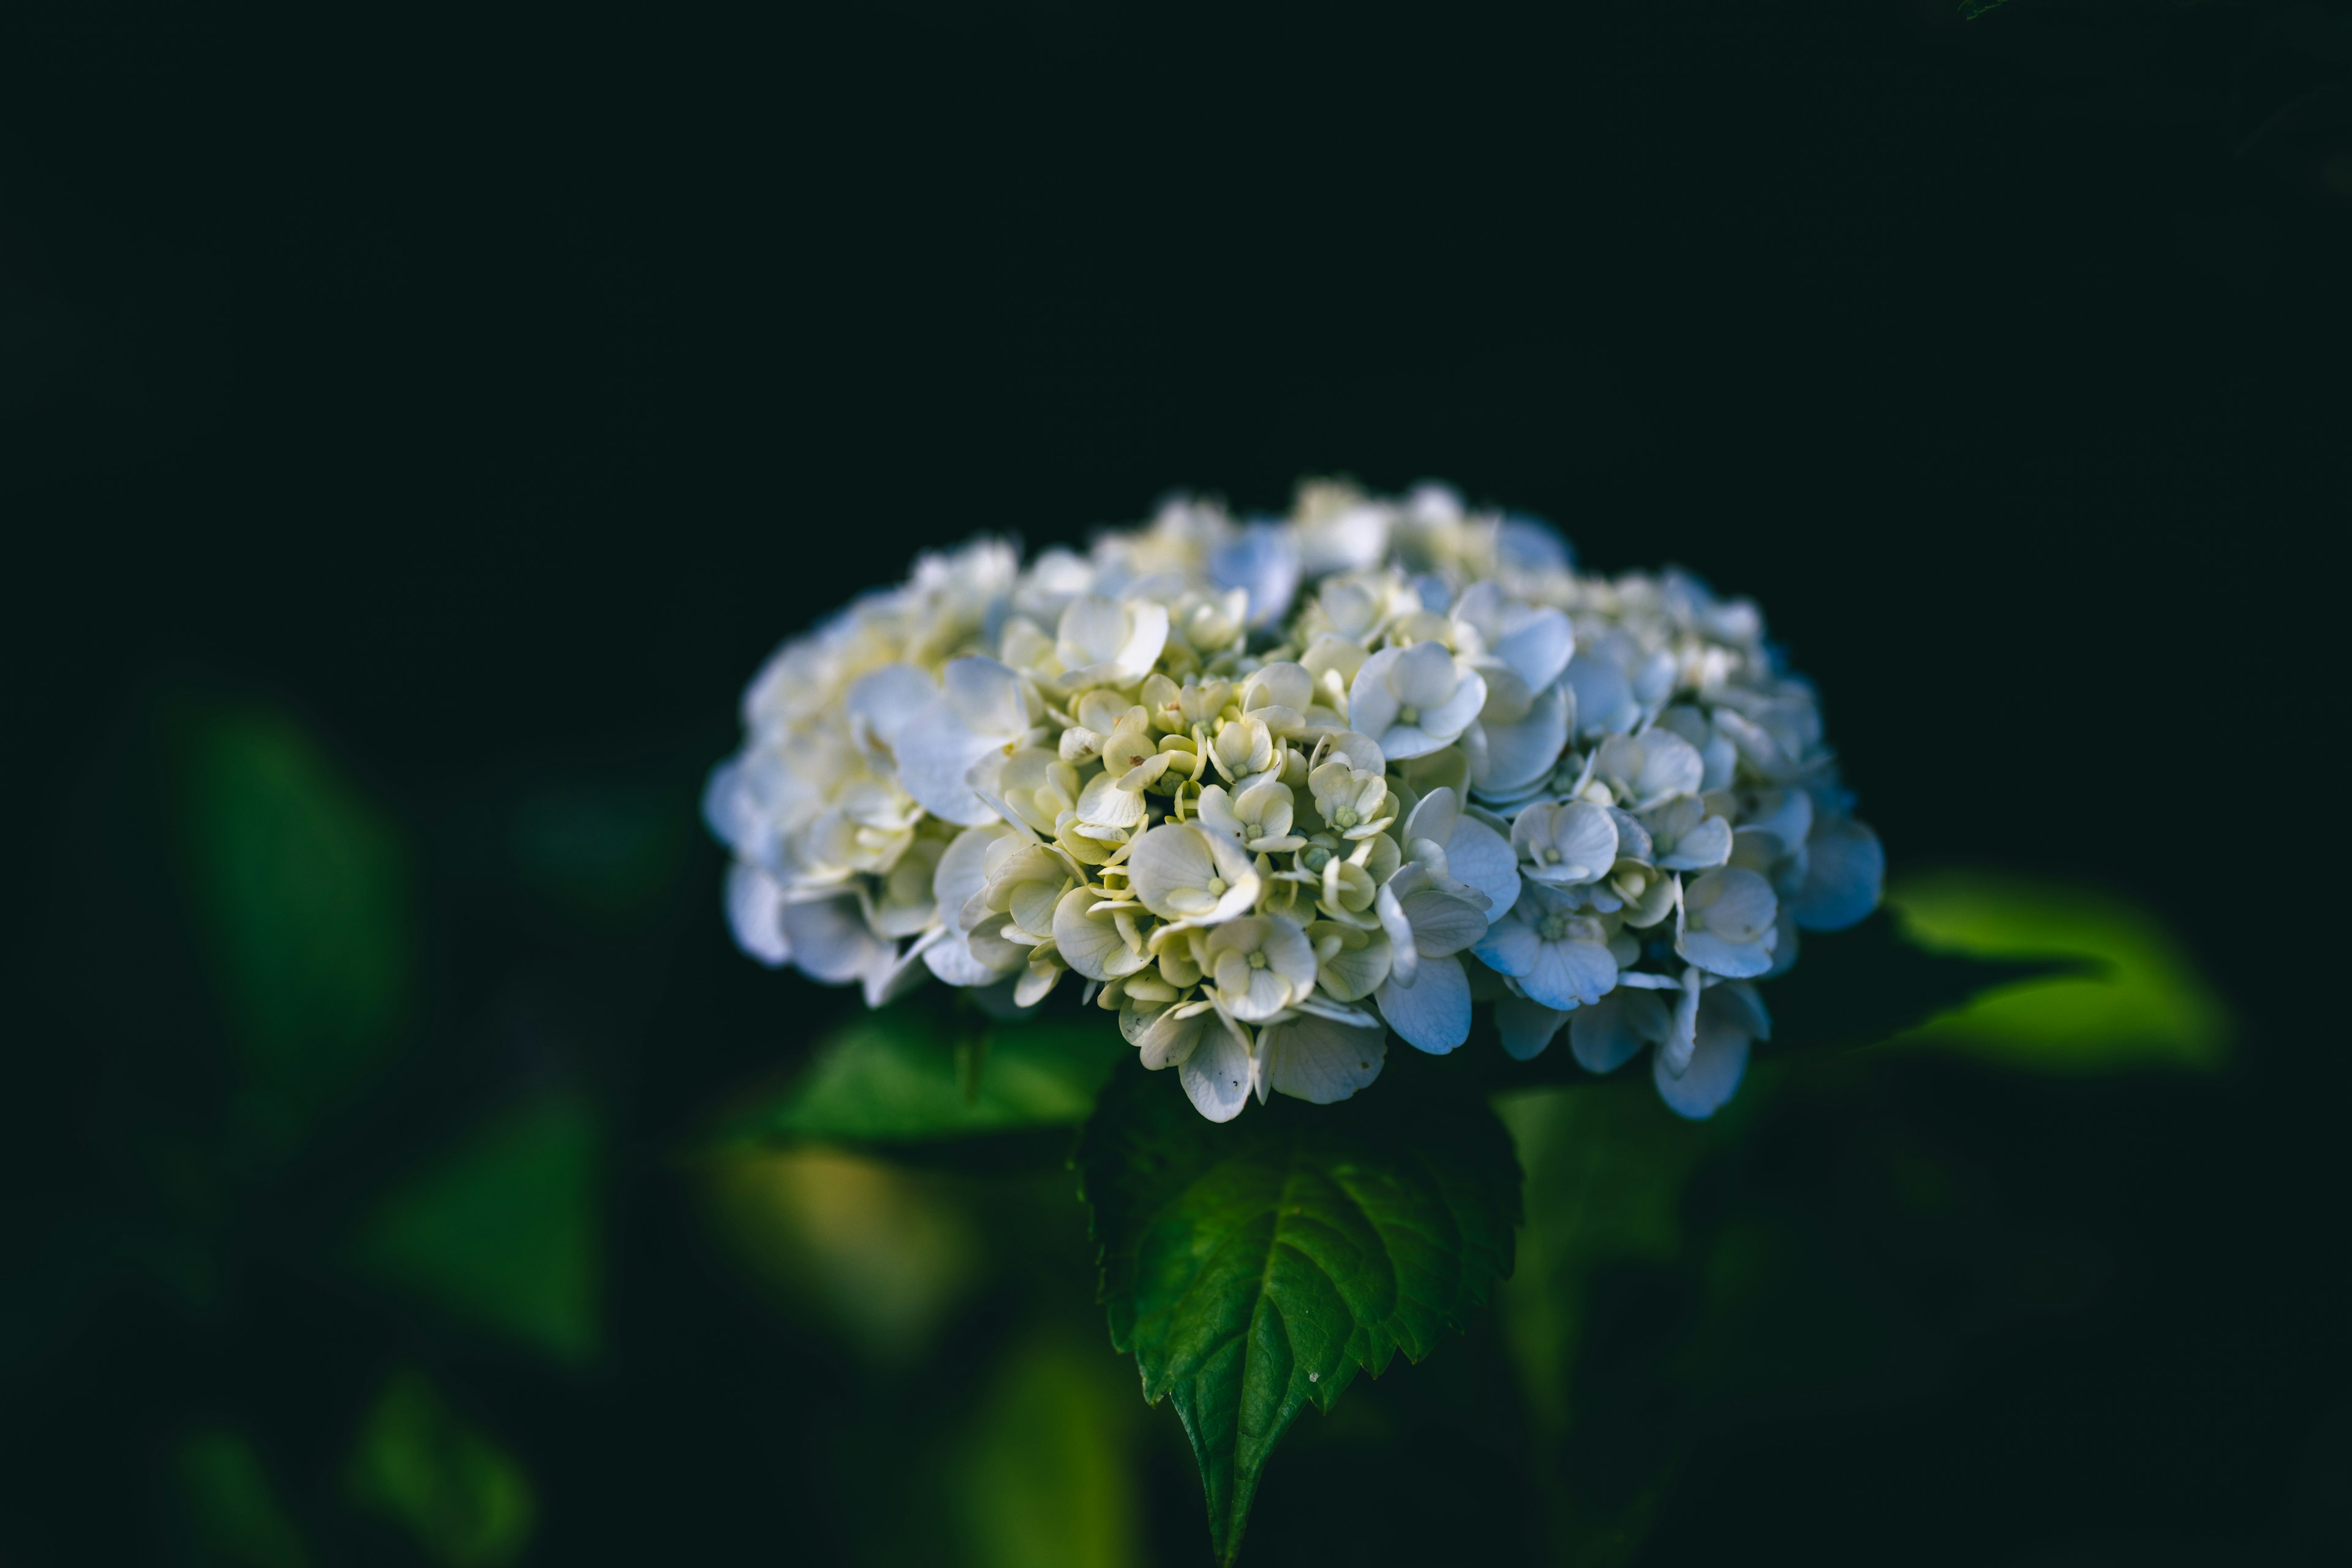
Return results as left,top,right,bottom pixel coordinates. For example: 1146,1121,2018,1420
1078,1057,1520,1566
729,1001,1123,1148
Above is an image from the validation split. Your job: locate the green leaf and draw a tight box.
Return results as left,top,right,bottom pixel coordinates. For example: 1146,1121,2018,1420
178,703,410,1155
1881,870,2230,1072
1738,907,2084,1057
347,1093,601,1365
1078,1055,1521,1566
346,1369,535,1568
172,1425,312,1568
727,1001,1124,1149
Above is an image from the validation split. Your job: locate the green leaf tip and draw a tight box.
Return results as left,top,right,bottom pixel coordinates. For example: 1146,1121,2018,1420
1077,1056,1520,1564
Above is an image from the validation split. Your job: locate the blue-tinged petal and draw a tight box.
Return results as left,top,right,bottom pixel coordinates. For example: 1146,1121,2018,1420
1496,996,1569,1061
779,895,890,985
1445,816,1521,916
1677,930,1776,979
1472,681,1570,795
1653,1013,1751,1119
1209,521,1303,628
1472,915,1540,976
724,862,790,967
1571,989,1670,1073
1521,937,1618,1010
1376,954,1472,1053
1495,607,1574,693
1789,816,1884,932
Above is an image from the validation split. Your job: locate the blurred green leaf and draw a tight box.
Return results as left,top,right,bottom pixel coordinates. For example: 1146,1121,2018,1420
952,1336,1142,1568
731,1002,1123,1148
1077,1058,1520,1567
179,704,409,1154
1883,870,2230,1072
348,1094,601,1365
346,1369,534,1568
1744,908,2083,1057
173,1426,311,1568
698,1144,981,1365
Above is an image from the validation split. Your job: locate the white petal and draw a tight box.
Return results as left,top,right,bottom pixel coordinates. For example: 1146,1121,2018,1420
777,895,888,984
846,664,937,752
1112,598,1172,680
923,928,1011,986
895,707,1005,826
1052,885,1147,981
724,862,790,967
1261,1014,1387,1103
1375,881,1419,987
934,823,1019,933
1376,953,1471,1054
1495,996,1569,1061
1178,1017,1254,1121
1136,1007,1208,1070
1790,816,1884,932
1127,823,1215,919
1346,647,1405,741
940,656,1029,738
1390,641,1460,708
1570,989,1668,1073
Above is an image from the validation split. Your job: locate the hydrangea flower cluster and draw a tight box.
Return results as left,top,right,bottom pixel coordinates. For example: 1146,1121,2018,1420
706,483,1882,1122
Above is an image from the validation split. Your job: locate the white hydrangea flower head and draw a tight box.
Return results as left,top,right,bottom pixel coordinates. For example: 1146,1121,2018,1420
708,482,1883,1121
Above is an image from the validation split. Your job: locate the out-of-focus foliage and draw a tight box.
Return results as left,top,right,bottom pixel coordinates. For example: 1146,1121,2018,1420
347,1094,603,1366
172,1427,312,1568
1078,1054,1521,1566
178,701,410,1159
698,1145,981,1364
346,1370,535,1568
951,1336,1144,1568
1885,871,2230,1073
729,1002,1124,1148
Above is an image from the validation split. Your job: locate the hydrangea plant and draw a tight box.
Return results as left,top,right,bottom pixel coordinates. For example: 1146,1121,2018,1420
702,481,1986,1564
707,480,1883,1123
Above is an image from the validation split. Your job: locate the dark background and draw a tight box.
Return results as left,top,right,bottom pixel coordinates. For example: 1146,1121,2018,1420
4,0,2348,1563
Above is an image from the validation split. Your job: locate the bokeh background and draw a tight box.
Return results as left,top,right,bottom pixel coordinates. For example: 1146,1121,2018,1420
4,0,2348,1563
